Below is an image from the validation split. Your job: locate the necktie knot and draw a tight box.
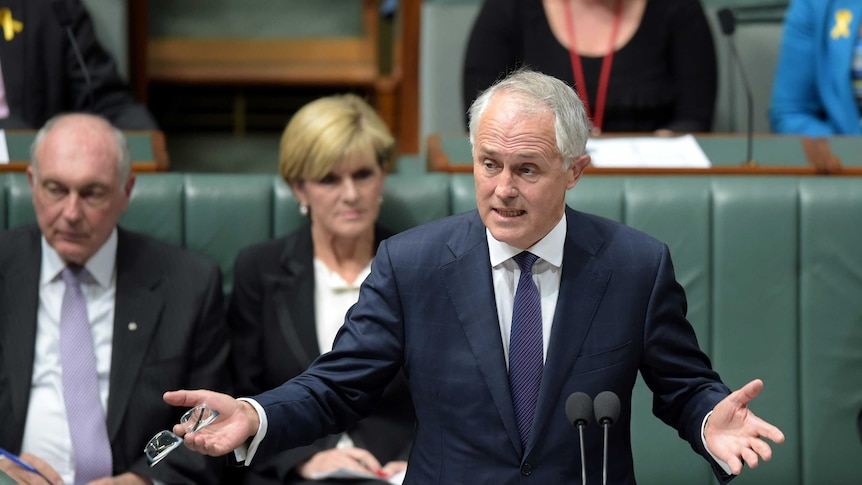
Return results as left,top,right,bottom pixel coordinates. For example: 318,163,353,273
513,251,539,275
62,265,87,286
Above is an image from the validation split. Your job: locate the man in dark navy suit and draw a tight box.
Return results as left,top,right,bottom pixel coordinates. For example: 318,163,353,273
165,69,784,484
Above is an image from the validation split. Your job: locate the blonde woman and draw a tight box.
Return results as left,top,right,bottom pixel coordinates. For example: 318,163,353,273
227,94,413,484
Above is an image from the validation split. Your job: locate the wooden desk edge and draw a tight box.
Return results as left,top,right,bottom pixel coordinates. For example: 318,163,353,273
146,130,170,171
426,133,862,176
0,130,170,173
426,134,453,173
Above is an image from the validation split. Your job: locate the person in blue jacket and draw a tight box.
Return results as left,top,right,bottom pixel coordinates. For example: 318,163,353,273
770,0,862,135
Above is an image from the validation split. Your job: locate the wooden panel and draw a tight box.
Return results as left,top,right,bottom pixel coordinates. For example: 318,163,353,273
148,38,379,85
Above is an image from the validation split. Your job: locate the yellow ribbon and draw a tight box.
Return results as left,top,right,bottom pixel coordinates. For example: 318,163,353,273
0,8,22,42
831,9,853,39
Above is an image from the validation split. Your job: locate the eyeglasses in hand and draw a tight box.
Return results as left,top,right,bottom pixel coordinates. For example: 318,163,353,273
143,404,219,466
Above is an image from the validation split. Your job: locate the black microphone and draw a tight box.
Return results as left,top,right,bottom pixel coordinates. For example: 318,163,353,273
716,8,755,167
565,392,593,485
593,391,621,485
52,0,94,112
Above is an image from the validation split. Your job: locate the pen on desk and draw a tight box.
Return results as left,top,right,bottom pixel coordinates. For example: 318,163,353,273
0,446,41,476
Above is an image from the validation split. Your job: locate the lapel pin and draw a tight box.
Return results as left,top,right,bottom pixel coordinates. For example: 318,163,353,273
128,322,138,331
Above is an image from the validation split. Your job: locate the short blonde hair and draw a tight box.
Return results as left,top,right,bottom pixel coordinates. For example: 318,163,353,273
279,94,395,183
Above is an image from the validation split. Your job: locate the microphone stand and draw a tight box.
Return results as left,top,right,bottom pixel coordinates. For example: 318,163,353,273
578,422,588,485
63,28,94,112
718,8,756,167
53,0,94,112
726,35,755,166
601,420,610,485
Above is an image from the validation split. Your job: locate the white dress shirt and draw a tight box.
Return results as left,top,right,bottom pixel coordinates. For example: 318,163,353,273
487,216,566,366
313,258,371,356
20,230,118,484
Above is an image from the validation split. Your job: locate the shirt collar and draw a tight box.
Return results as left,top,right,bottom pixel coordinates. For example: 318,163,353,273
313,258,372,292
487,212,567,268
40,228,118,287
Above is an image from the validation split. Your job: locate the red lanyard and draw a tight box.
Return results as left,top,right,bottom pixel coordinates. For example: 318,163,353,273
563,0,622,132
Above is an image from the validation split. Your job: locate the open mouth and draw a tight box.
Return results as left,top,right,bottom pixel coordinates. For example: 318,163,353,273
496,209,525,217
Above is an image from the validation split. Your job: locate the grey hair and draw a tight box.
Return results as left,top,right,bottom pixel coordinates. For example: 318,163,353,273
30,113,132,182
467,69,591,170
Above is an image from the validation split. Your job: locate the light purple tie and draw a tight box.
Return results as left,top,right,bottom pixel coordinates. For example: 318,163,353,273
508,252,543,446
60,266,113,484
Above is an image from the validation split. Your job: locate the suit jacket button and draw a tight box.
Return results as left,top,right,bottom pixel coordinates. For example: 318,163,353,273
521,463,533,476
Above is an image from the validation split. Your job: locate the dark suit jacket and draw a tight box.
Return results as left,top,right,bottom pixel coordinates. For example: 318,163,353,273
227,224,415,485
0,0,157,129
250,208,734,484
0,225,229,484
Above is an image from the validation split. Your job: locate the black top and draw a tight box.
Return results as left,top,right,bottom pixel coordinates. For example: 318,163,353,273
226,224,415,485
0,0,158,130
463,0,717,133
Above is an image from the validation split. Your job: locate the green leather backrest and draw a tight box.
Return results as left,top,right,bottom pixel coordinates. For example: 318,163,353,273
6,173,35,227
710,177,800,484
0,172,452,301
798,178,862,483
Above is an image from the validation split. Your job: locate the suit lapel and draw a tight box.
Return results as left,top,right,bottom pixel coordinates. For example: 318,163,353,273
271,227,318,368
0,226,41,445
529,208,611,454
106,230,164,440
271,224,396,368
439,213,524,453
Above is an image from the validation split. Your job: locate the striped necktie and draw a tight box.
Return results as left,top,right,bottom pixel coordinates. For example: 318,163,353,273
508,251,543,446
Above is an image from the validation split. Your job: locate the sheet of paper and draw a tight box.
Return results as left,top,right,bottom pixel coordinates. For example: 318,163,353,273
0,130,9,164
310,468,404,484
585,134,711,168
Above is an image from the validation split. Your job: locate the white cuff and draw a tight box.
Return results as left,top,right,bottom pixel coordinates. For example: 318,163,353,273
233,398,268,466
701,410,733,475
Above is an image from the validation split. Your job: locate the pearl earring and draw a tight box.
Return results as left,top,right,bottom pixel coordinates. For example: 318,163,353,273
299,205,309,216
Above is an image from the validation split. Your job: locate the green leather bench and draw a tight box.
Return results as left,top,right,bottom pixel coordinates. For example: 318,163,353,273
2,172,860,485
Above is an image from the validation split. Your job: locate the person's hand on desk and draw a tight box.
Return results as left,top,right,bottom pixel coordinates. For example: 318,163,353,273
380,460,407,478
296,447,386,480
0,452,61,485
705,379,786,475
163,390,260,457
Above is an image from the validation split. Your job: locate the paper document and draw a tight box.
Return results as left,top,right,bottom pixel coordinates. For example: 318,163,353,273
0,130,8,164
310,468,405,484
586,134,711,168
